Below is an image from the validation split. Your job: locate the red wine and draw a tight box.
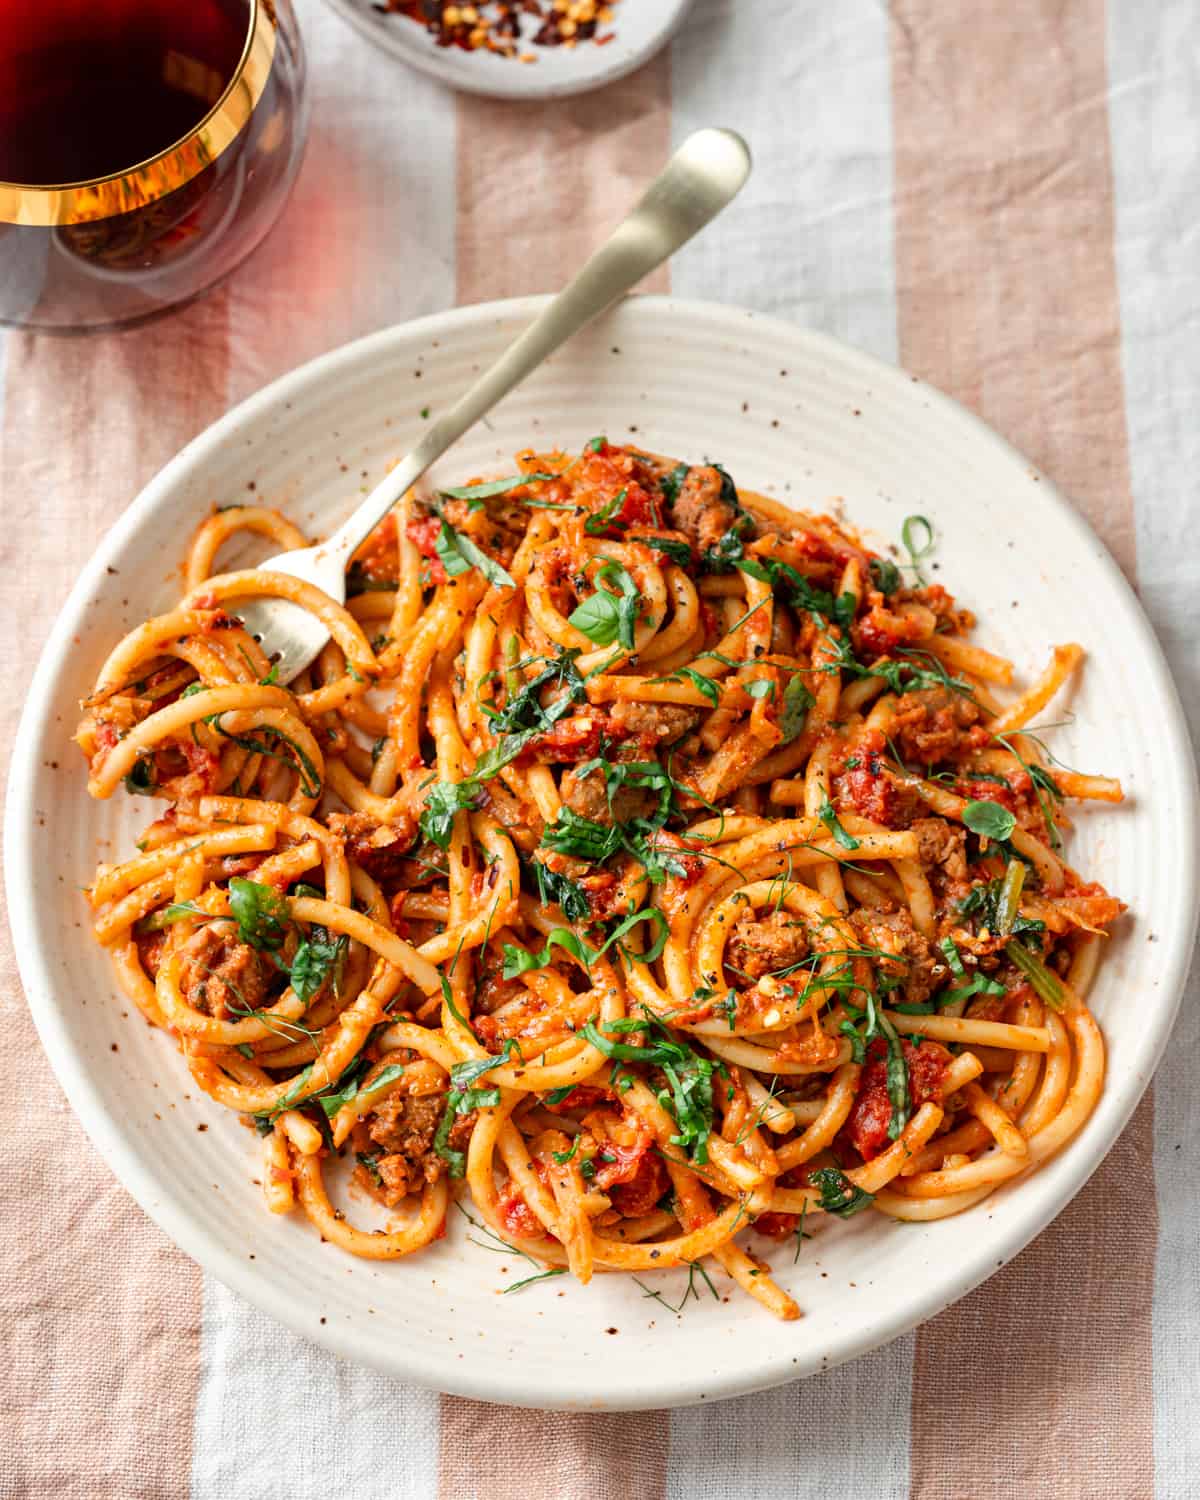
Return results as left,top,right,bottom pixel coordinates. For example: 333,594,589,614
0,0,250,186
0,0,308,332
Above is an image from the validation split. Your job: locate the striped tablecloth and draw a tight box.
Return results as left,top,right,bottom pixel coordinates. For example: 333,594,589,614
2,3,1197,1496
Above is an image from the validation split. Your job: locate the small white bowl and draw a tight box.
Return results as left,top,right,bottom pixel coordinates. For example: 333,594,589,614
321,0,694,99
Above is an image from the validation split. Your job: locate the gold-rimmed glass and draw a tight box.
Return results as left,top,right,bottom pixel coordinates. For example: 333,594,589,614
0,0,309,333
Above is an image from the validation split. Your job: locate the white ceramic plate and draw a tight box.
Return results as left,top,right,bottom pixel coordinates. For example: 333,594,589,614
7,297,1197,1410
321,0,693,100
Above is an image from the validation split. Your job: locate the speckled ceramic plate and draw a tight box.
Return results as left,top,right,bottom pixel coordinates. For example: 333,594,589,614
7,296,1197,1410
321,0,693,100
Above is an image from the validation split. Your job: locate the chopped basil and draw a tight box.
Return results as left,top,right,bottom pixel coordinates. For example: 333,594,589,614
541,807,623,864
810,1167,874,1217
779,675,814,743
651,665,720,707
433,516,515,590
123,756,157,796
438,472,555,502
448,1039,522,1091
316,1062,405,1120
938,935,1006,1006
956,876,1046,947
527,859,590,924
870,557,903,595
420,779,483,850
817,794,861,851
658,462,690,505
501,907,669,979
581,1012,722,1164
638,536,693,567
583,487,628,536
289,929,348,1005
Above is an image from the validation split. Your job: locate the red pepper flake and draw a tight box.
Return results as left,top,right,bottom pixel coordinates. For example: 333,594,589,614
387,1,620,58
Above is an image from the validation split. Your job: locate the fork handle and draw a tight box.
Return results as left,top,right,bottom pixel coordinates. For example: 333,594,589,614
318,127,751,568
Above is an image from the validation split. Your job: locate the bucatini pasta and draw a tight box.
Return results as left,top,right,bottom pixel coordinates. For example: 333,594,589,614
76,437,1125,1318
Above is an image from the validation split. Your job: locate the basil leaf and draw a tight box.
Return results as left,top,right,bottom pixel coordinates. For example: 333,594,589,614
639,536,693,567
541,807,624,864
567,562,641,649
290,929,348,1004
779,675,814,743
962,799,1016,842
567,591,620,645
449,1040,521,1091
229,878,290,952
809,1167,874,1218
448,528,516,590
870,557,902,595
503,928,596,978
502,908,668,978
420,780,483,850
438,473,555,501
656,462,689,507
317,1061,405,1120
584,487,628,536
581,1012,719,1163
433,1099,466,1177
123,756,158,796
434,520,473,579
744,678,775,701
817,795,861,851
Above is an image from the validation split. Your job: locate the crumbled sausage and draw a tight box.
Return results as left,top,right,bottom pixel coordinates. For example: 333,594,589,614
366,1092,472,1205
178,927,273,1018
911,817,968,881
891,689,984,766
608,699,702,745
559,764,652,825
846,906,938,1005
330,810,419,883
667,465,741,555
726,910,810,981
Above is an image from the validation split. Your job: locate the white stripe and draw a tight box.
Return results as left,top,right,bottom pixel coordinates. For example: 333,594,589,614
191,1281,440,1500
222,0,459,401
1105,12,1200,1500
670,0,898,360
191,4,456,1493
668,4,908,1493
666,1340,912,1500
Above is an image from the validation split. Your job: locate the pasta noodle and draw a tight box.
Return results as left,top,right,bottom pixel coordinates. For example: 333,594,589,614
75,437,1126,1319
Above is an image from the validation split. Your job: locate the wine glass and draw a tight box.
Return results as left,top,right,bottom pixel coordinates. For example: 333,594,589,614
0,0,309,334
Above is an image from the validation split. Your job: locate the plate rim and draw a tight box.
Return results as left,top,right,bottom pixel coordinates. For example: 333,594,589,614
7,293,1198,1409
319,0,696,101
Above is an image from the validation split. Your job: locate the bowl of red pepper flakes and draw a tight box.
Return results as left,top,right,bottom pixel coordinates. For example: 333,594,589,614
322,0,696,99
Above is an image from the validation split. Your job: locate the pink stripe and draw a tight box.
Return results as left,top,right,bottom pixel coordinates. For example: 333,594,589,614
454,56,671,302
0,296,232,1497
890,3,1154,1495
439,54,672,1486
